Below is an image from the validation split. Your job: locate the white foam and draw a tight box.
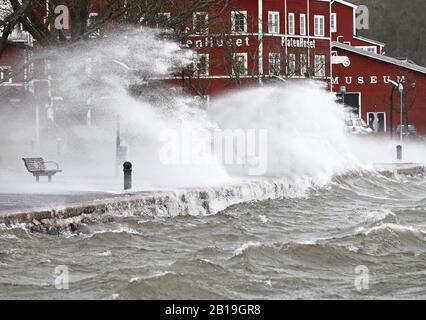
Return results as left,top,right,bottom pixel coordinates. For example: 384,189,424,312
364,223,425,237
258,215,268,223
233,241,263,256
129,271,172,283
264,280,272,287
364,209,398,223
81,226,140,239
96,250,112,257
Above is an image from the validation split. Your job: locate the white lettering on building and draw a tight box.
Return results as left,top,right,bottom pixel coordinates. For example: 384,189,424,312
186,37,250,49
281,37,316,49
333,75,397,86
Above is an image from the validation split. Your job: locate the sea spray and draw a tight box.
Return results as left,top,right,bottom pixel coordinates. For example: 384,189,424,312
2,26,426,196
209,82,362,183
0,27,230,187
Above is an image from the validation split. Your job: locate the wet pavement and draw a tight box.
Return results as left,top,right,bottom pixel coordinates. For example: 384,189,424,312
0,192,119,214
0,173,160,214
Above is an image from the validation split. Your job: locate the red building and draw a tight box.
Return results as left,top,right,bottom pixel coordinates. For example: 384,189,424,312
330,0,426,135
330,0,384,54
173,0,426,135
177,0,332,96
1,0,426,135
0,24,33,105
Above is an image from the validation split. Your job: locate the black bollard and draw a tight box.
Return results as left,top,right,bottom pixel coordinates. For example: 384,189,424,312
123,161,132,190
396,145,402,161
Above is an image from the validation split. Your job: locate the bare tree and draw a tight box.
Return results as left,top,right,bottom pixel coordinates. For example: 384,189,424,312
0,0,232,84
0,0,230,50
389,74,418,136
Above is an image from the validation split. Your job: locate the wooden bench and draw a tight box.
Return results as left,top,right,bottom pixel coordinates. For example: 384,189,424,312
22,158,62,183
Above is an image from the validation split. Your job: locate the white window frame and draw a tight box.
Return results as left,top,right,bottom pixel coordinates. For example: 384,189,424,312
87,12,99,26
314,54,326,77
193,12,208,34
288,53,296,75
300,14,306,36
357,46,377,54
330,13,337,33
300,53,308,76
269,52,281,75
232,52,248,76
314,15,325,37
288,13,295,35
87,12,101,38
160,12,171,20
197,53,209,76
153,12,171,28
231,11,248,33
0,66,12,84
268,11,280,34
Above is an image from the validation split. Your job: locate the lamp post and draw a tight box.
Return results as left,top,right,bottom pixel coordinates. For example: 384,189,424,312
340,86,346,108
115,115,121,177
388,78,404,161
35,103,40,146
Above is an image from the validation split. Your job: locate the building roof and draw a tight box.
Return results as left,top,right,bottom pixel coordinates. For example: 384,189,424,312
353,35,386,47
332,0,358,9
332,41,426,75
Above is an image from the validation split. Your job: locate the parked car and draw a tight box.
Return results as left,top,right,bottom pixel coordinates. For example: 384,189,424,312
395,124,417,138
345,117,373,135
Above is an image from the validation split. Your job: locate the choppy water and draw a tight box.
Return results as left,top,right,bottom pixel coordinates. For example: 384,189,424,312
1,170,426,300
